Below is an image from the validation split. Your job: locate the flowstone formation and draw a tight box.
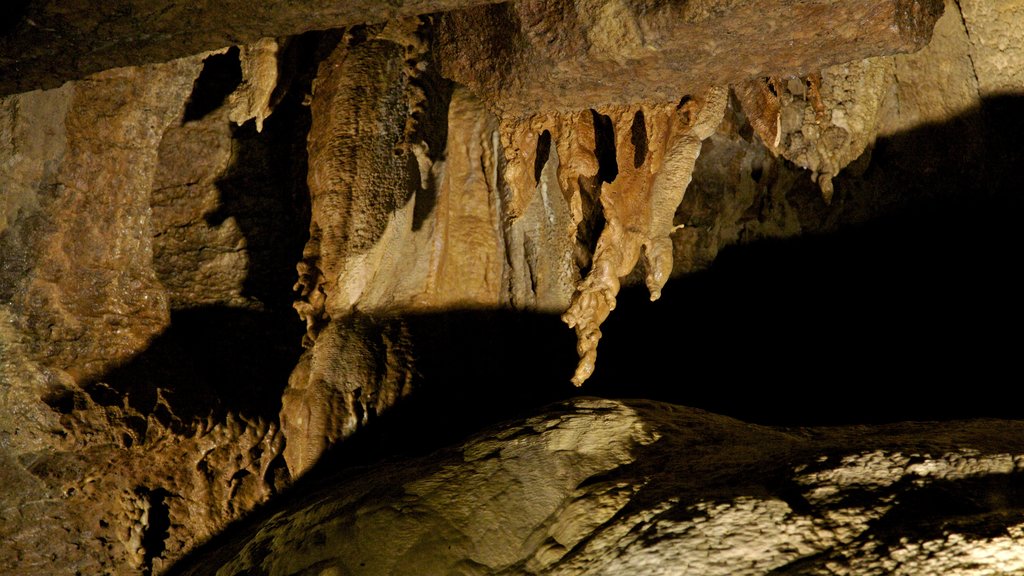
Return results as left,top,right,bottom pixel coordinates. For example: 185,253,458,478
175,398,1024,576
0,52,301,575
444,0,945,384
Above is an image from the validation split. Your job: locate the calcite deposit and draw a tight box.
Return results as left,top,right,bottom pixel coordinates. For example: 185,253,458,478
436,0,943,116
1,0,1023,574
560,88,729,385
174,398,1024,576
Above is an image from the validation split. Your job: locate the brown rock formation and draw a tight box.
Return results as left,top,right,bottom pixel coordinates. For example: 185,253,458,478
1,58,199,387
437,0,944,116
175,397,1024,575
1,45,309,573
0,0,503,97
560,88,729,385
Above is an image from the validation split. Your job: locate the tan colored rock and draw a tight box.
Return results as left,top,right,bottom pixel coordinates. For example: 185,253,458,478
226,38,280,133
281,317,413,477
2,1,1019,573
282,30,580,473
562,87,728,385
437,0,944,117
0,57,201,384
176,398,1024,576
772,57,897,203
959,0,1024,95
150,106,250,309
284,29,422,477
1,53,298,575
431,91,509,307
882,0,981,134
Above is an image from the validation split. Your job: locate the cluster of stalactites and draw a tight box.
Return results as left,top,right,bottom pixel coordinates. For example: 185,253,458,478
734,68,883,205
498,87,729,385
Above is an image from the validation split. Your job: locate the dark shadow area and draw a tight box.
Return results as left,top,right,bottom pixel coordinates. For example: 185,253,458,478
410,29,454,232
83,306,305,435
0,0,32,35
205,34,321,309
141,487,173,576
769,471,1024,574
166,307,580,576
868,472,1024,544
591,109,619,183
81,35,327,434
181,48,242,124
364,309,580,456
580,95,1024,424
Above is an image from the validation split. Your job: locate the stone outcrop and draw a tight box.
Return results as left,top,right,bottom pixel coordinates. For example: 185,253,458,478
436,0,944,117
0,47,308,574
0,0,504,97
174,397,1024,576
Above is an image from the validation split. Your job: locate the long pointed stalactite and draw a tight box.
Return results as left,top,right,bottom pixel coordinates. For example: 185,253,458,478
496,87,730,386
562,87,728,385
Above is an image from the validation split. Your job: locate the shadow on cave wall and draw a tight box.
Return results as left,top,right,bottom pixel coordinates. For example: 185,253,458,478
83,307,304,434
396,94,1024,435
99,92,1024,449
259,95,1024,464
585,94,1024,425
165,93,1024,576
80,34,332,433
203,33,326,310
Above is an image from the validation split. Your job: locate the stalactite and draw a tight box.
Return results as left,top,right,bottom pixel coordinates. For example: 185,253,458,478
226,37,280,132
644,87,730,300
559,87,728,386
495,87,728,386
736,64,890,204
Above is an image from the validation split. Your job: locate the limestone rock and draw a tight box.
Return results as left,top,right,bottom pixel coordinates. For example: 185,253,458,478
226,38,280,133
177,397,1024,575
2,0,1021,573
0,49,306,574
284,28,425,478
0,57,200,386
436,0,944,117
959,0,1024,96
772,57,897,203
0,0,505,97
881,0,981,135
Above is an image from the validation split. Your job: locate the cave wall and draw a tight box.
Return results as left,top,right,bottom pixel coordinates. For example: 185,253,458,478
1,0,1023,573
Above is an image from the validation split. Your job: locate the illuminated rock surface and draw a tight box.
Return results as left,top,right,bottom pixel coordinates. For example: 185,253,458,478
175,398,1024,576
